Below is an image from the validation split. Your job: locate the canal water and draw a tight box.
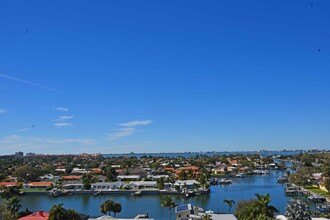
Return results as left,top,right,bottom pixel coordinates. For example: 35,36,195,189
19,170,292,219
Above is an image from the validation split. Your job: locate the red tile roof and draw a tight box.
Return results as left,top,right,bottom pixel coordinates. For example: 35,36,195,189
179,166,199,170
0,182,18,187
18,211,49,220
62,175,82,180
27,182,52,187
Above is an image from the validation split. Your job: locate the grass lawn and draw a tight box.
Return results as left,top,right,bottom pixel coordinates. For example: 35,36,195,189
22,188,47,192
304,186,329,197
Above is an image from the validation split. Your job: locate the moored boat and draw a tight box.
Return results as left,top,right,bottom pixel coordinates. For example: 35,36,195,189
219,178,232,184
308,195,326,203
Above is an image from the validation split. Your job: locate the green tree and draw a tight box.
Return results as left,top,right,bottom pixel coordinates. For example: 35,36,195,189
113,202,122,217
6,196,21,219
82,176,91,190
234,194,278,220
324,178,330,192
254,193,278,218
48,204,80,220
65,165,73,174
1,186,21,200
223,199,235,213
0,199,12,220
100,199,114,216
322,161,330,177
49,204,68,220
157,177,165,190
14,165,42,182
66,209,81,220
160,195,176,220
104,167,117,182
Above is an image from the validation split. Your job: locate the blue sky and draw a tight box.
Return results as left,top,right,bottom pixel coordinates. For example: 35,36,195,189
1,0,330,154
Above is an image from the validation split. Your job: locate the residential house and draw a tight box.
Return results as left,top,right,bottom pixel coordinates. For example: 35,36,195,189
72,168,88,174
174,180,200,189
124,181,157,190
62,183,84,191
147,174,169,180
91,182,124,191
117,175,140,181
62,175,82,181
24,182,53,190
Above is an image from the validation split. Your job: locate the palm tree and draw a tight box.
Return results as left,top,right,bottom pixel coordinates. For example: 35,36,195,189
1,186,21,200
160,195,176,220
255,193,278,218
6,196,21,218
113,202,122,217
223,199,235,213
66,209,81,220
49,204,67,220
100,199,114,216
285,199,311,220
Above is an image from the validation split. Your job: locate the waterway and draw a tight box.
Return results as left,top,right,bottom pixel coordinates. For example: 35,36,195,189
104,150,303,158
20,170,292,219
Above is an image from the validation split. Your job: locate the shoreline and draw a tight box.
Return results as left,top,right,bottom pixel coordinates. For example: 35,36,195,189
21,189,210,196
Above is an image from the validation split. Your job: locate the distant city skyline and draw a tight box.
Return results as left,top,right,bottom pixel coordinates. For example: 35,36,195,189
1,1,330,154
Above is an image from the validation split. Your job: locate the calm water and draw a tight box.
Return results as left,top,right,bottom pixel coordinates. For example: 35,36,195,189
104,151,302,158
20,171,291,219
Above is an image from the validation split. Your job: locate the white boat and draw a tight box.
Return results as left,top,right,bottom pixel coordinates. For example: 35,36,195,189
236,173,246,178
308,195,326,203
134,190,142,196
219,178,232,184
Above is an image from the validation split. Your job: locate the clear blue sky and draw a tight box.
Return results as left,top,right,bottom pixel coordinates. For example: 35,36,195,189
1,0,330,154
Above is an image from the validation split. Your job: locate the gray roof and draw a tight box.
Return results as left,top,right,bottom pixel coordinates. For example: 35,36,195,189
92,182,123,186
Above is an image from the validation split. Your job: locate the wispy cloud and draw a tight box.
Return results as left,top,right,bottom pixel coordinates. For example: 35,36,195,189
16,125,35,132
0,73,59,92
55,107,69,112
0,135,96,152
0,108,5,114
54,115,74,121
54,122,73,127
108,119,153,140
108,127,135,139
119,120,153,127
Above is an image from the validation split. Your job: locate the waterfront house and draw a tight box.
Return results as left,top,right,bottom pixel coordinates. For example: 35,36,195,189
91,182,124,191
174,180,200,189
18,211,49,220
123,181,157,190
117,175,140,181
62,183,84,191
24,182,53,190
